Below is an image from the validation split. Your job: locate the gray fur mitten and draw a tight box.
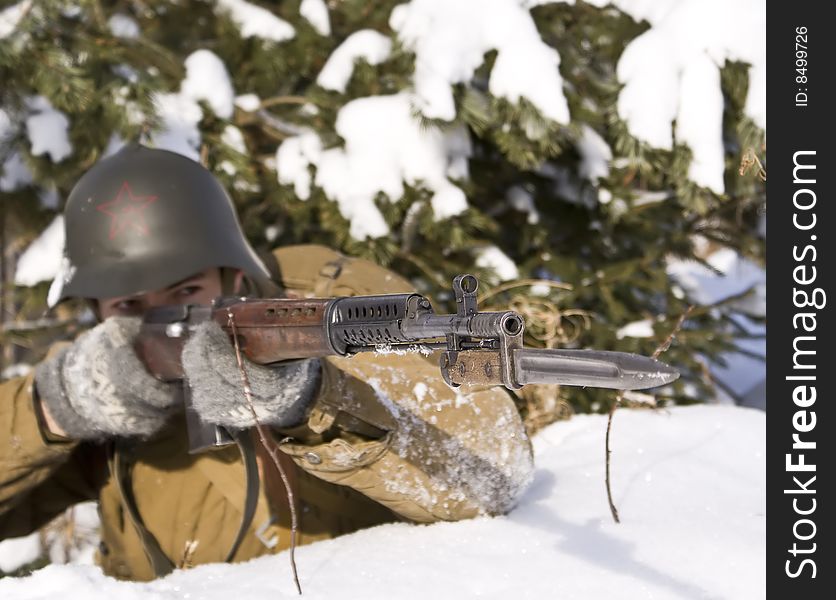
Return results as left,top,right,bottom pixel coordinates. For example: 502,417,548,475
181,320,321,430
35,317,180,440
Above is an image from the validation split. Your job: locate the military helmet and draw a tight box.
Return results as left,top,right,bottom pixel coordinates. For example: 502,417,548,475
54,144,269,302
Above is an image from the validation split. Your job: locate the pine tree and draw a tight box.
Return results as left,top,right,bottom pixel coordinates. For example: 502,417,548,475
1,0,765,421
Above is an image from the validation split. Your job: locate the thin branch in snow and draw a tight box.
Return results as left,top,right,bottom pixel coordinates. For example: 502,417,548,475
605,305,693,524
227,312,303,595
605,391,623,524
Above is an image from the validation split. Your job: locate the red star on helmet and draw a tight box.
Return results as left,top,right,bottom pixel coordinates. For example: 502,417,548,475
95,182,159,240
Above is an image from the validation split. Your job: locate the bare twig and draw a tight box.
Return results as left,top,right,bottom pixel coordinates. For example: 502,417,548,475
477,278,573,303
227,312,303,595
604,306,693,524
652,307,694,360
259,96,310,109
605,391,624,523
738,148,767,181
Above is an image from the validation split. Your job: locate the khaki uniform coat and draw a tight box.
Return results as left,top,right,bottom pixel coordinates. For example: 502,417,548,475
0,245,533,580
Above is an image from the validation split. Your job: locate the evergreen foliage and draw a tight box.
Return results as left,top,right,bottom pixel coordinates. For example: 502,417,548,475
0,0,765,419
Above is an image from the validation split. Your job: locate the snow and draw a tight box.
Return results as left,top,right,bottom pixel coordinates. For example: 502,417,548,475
525,0,765,191
276,94,471,239
0,0,31,38
0,502,100,574
1,363,33,380
46,256,77,308
615,318,654,339
0,152,34,192
275,131,322,201
25,97,72,163
667,247,765,312
14,216,65,286
577,125,612,182
234,93,261,112
0,110,27,190
149,92,203,160
608,0,765,192
390,0,570,124
300,0,331,36
667,247,766,407
217,0,295,43
475,246,520,282
506,185,540,224
107,13,140,38
0,406,764,599
148,50,235,159
316,30,392,93
0,107,12,141
181,50,235,119
221,125,247,153
0,532,40,574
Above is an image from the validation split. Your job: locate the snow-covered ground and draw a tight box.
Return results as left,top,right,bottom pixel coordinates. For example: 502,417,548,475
1,405,765,599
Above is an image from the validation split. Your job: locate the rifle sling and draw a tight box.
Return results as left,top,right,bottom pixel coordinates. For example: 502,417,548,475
112,432,261,577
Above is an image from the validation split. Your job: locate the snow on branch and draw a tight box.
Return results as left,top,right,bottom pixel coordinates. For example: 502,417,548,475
390,0,570,124
601,0,764,192
317,30,392,93
276,94,471,239
300,0,331,36
216,0,295,43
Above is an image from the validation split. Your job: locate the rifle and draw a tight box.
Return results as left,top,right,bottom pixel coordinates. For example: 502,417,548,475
137,274,679,452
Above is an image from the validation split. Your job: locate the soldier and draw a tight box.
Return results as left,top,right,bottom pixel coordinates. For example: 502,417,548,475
0,144,534,581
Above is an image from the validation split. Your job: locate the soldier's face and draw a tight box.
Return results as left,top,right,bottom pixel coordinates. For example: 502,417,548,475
97,268,230,319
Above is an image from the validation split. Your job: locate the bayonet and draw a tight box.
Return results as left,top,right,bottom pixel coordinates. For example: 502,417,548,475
140,273,679,452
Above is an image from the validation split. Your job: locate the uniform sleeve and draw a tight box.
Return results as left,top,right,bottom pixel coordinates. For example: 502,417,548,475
278,352,535,523
0,373,98,539
269,244,533,521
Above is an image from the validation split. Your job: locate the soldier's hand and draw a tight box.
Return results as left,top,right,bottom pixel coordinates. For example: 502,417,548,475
181,321,320,430
35,317,179,440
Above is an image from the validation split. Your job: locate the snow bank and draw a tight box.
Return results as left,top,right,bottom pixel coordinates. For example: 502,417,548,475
391,0,570,124
0,406,764,599
0,533,40,574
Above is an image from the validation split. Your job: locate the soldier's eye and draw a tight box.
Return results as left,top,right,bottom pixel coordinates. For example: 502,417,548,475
174,285,201,298
112,299,142,314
